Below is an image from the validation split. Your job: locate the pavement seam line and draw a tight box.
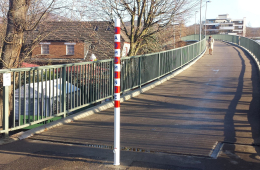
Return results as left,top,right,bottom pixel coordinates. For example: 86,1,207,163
29,138,212,158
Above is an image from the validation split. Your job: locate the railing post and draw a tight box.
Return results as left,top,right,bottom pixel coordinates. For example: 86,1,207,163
181,48,183,66
139,57,141,88
158,53,160,77
193,43,195,59
62,66,66,118
110,60,114,98
3,86,9,136
188,46,189,61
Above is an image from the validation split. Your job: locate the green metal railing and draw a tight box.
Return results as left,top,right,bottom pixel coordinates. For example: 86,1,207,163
181,34,201,41
183,34,260,65
206,34,260,63
1,38,206,135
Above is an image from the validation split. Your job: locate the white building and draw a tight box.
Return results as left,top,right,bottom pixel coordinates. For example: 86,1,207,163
204,14,246,37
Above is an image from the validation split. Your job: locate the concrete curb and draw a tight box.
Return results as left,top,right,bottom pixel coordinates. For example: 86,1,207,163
7,48,206,142
222,41,260,73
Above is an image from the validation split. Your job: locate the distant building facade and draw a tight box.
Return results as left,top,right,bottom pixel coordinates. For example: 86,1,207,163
204,14,246,37
25,21,129,65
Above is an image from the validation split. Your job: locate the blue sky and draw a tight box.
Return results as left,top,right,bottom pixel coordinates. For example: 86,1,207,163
187,0,260,27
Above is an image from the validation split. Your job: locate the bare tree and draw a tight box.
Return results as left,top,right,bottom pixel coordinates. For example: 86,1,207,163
86,0,199,56
0,0,119,130
0,0,65,130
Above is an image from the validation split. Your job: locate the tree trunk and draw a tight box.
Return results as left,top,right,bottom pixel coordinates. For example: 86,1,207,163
0,0,29,130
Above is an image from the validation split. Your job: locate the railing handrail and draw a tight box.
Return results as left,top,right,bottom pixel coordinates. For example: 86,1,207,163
1,37,207,135
0,39,205,73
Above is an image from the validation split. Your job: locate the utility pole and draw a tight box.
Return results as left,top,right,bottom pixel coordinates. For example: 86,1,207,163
195,11,198,35
205,1,211,38
199,0,202,40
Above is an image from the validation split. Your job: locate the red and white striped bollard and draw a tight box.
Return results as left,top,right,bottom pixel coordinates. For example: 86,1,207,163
114,18,120,165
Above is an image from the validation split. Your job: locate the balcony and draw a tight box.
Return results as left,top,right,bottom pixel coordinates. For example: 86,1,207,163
219,22,234,25
206,29,219,31
219,26,234,30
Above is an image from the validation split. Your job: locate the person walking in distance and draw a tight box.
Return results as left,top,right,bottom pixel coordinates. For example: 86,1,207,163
208,36,214,55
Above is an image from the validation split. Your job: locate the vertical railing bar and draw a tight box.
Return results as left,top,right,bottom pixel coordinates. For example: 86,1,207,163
13,72,15,128
158,53,160,77
92,63,94,102
91,63,94,102
82,65,84,105
97,63,99,100
181,48,183,66
139,57,141,87
123,59,125,91
52,68,55,115
108,62,110,97
99,63,101,100
62,66,66,118
56,68,58,114
74,66,76,108
59,68,62,114
33,70,35,122
101,63,103,99
103,62,105,98
125,59,127,89
84,64,87,104
88,64,90,103
104,62,106,98
49,69,51,117
76,65,79,107
187,46,189,62
100,63,102,99
95,63,97,101
45,69,47,119
41,70,43,120
109,61,111,96
96,63,99,100
3,86,9,136
67,67,69,112
36,70,39,121
19,72,21,126
70,66,72,110
79,65,82,106
103,62,104,97
112,60,114,96
28,71,31,124
105,62,107,97
110,61,113,98
97,62,99,100
23,71,26,125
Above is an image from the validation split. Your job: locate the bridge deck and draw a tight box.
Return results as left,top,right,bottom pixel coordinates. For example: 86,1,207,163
1,41,260,169
30,41,260,156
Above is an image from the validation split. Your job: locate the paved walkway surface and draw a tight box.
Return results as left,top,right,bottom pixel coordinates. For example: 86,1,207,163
1,41,260,170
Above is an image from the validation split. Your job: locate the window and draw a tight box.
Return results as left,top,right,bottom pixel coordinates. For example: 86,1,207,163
65,42,76,55
66,45,74,55
238,26,243,29
238,21,243,24
89,44,95,50
40,42,50,54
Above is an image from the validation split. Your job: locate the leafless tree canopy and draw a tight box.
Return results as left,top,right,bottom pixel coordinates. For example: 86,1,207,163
84,0,199,56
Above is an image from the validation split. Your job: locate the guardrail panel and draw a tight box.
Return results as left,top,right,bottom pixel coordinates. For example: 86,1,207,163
1,37,206,134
